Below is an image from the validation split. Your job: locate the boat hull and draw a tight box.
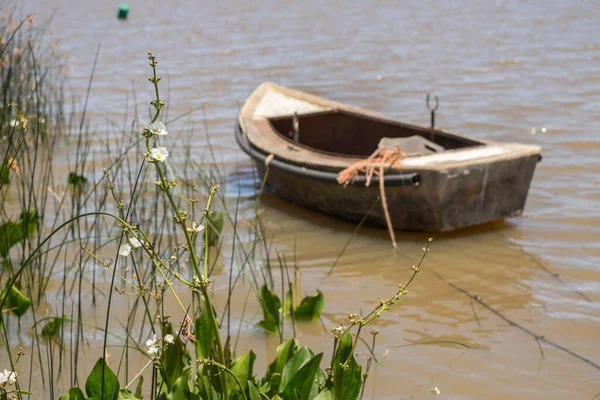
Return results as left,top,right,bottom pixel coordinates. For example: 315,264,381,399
252,152,539,232
237,82,541,232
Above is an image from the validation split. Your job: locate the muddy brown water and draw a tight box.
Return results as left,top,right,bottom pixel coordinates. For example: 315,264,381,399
6,0,600,398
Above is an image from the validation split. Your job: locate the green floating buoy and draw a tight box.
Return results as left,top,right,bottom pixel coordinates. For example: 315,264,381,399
118,3,129,20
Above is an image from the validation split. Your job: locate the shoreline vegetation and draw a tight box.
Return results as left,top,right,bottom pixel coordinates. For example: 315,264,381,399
0,14,430,399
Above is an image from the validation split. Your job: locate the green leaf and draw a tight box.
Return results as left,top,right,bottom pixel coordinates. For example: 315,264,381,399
134,376,143,399
42,316,65,340
85,358,120,400
280,353,323,400
0,158,10,185
310,367,327,399
313,390,334,400
194,299,223,394
0,209,40,258
195,297,217,360
118,389,141,399
228,351,256,395
267,339,297,377
58,387,86,400
279,347,312,392
248,381,261,400
257,285,281,333
283,282,293,316
160,329,186,393
332,331,362,400
2,284,31,317
264,338,297,393
67,172,88,197
294,290,324,321
67,172,88,187
166,367,200,400
207,211,223,246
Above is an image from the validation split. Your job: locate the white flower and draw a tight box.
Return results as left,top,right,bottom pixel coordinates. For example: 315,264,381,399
9,119,19,128
147,345,160,356
149,147,169,163
430,386,440,395
193,222,204,233
146,334,160,356
145,334,158,348
129,237,142,248
148,121,168,136
0,369,17,386
119,243,132,257
164,334,175,344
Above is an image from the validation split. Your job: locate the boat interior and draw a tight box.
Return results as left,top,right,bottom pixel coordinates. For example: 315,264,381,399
269,110,484,157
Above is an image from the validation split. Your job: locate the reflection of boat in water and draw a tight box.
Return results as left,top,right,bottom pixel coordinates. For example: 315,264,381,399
235,82,542,232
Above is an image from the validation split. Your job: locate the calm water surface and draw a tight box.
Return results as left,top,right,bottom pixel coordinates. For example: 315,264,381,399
10,0,600,398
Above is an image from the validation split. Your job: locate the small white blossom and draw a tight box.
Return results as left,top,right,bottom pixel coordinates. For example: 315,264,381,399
118,243,132,257
129,237,142,248
148,121,168,136
9,119,19,128
0,369,17,386
193,222,204,233
164,334,175,344
430,386,440,395
149,147,169,162
147,345,160,356
145,334,158,348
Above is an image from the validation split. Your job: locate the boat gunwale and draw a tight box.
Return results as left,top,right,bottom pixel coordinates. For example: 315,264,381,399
234,122,422,187
265,108,486,160
239,82,542,171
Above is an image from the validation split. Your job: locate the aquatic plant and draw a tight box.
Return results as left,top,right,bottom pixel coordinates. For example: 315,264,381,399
0,17,428,396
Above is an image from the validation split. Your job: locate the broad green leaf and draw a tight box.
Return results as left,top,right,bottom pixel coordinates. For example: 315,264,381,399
309,367,327,399
279,346,312,392
117,389,140,399
42,316,65,340
160,327,186,393
294,290,324,321
207,211,223,246
280,353,323,400
265,338,297,393
313,390,334,400
195,375,212,400
257,285,281,333
166,367,200,400
267,339,297,377
58,387,86,400
85,358,120,400
0,209,40,258
194,300,224,394
228,350,256,395
2,284,31,317
248,381,261,400
195,297,217,360
333,331,361,400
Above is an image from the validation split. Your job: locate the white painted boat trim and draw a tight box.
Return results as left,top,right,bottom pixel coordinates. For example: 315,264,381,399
402,146,508,167
253,89,330,118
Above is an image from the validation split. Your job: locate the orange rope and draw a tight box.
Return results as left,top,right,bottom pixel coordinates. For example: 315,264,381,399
337,147,404,248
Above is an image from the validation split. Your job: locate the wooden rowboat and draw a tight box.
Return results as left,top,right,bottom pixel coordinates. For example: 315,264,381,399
236,82,541,232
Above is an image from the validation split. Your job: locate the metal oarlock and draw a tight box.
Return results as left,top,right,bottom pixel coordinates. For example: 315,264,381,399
426,93,439,129
292,111,300,143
